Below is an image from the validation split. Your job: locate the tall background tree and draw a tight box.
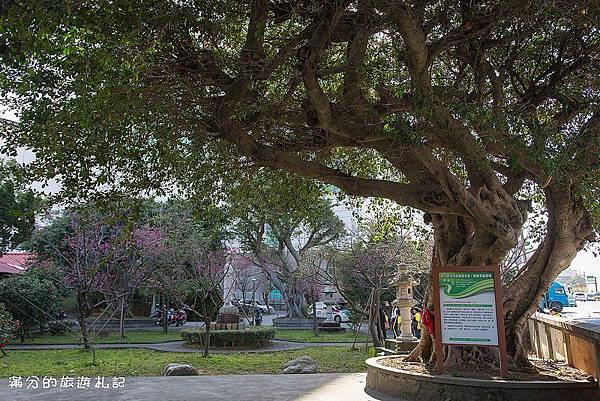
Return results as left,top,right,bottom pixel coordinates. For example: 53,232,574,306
230,172,346,318
1,0,599,369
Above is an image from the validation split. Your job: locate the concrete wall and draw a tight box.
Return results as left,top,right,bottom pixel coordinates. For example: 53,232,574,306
529,313,600,384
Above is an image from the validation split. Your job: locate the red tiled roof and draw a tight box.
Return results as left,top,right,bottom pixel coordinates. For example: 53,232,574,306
0,252,33,274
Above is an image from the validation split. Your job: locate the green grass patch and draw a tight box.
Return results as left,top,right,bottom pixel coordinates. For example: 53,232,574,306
19,330,183,344
0,347,369,377
22,328,369,345
274,329,369,343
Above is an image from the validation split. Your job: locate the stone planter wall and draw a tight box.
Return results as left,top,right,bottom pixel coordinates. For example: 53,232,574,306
273,318,316,330
365,356,599,401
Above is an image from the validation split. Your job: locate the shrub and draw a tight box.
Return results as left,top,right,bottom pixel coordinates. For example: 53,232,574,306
181,327,275,348
0,303,16,353
0,270,63,341
47,320,75,335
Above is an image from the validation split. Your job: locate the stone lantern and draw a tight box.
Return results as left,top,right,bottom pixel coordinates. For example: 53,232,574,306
392,263,416,343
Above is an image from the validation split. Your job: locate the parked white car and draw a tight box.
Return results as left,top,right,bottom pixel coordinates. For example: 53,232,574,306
572,292,587,301
586,292,600,301
307,302,351,323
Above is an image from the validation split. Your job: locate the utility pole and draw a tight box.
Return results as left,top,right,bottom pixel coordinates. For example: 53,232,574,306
252,278,257,326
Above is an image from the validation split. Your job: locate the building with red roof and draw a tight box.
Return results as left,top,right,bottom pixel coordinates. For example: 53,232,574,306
0,252,33,275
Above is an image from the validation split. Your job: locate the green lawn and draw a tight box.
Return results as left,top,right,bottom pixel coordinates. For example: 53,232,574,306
21,328,369,344
274,329,370,343
0,347,370,377
19,330,183,344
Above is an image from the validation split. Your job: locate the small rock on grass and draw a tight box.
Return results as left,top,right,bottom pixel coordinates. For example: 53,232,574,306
282,356,318,374
163,363,198,376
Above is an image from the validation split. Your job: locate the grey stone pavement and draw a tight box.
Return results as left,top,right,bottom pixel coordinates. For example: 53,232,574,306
5,339,369,353
0,373,403,401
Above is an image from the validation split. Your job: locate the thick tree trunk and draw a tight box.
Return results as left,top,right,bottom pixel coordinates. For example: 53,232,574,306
407,187,594,372
503,187,595,368
203,300,210,357
268,272,305,318
406,226,512,370
406,325,434,363
119,296,126,343
286,288,305,318
368,289,382,348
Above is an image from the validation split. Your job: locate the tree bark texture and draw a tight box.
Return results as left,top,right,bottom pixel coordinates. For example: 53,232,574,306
203,300,211,358
406,185,594,370
76,291,91,350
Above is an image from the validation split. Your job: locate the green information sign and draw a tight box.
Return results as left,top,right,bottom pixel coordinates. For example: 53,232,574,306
438,271,499,346
432,265,508,377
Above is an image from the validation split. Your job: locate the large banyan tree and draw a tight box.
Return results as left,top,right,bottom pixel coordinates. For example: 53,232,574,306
1,1,599,369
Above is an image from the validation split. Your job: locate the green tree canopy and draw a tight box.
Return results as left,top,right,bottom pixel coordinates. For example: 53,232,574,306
1,0,599,368
0,160,39,253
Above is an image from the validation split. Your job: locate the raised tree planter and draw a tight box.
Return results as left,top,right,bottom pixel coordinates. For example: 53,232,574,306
318,322,344,332
181,327,275,348
273,318,315,330
366,356,599,401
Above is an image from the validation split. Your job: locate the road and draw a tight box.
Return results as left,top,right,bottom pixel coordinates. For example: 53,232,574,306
561,300,600,325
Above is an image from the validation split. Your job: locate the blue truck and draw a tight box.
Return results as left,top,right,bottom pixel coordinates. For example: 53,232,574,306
539,281,569,312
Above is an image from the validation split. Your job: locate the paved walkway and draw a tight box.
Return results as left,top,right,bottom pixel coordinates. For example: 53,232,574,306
6,339,369,354
0,373,403,401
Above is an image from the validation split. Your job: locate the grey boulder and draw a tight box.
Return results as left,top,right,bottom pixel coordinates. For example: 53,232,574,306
282,356,318,374
162,363,199,376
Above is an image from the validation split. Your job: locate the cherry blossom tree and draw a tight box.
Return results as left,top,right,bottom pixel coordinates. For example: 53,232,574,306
96,225,167,342
31,208,167,345
31,211,116,349
331,220,429,347
296,252,328,336
179,249,229,357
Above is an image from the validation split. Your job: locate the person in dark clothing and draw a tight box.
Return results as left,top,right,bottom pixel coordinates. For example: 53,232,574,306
378,306,389,340
410,307,422,339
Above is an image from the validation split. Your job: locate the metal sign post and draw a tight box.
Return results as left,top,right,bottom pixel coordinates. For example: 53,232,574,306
432,265,508,378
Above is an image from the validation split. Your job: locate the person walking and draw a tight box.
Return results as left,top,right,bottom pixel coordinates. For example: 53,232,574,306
390,306,400,338
411,307,422,339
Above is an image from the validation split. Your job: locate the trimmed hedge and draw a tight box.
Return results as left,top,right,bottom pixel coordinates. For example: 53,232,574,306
46,320,75,335
181,327,276,348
